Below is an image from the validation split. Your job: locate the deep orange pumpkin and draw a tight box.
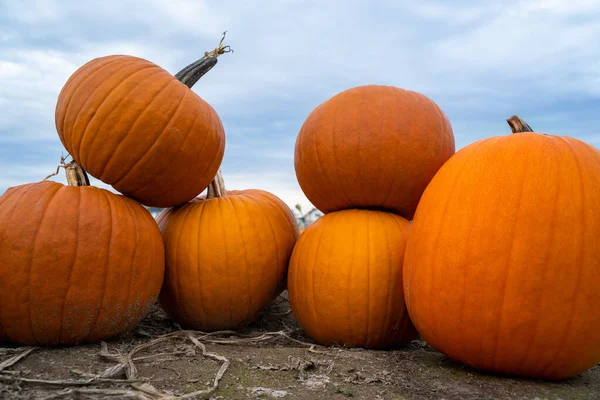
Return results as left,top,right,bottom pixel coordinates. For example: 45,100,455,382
294,85,455,219
404,116,600,379
55,45,228,207
158,172,299,331
0,162,164,345
288,209,417,348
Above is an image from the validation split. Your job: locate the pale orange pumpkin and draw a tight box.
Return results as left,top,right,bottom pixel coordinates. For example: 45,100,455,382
0,161,164,345
158,172,299,331
288,209,417,348
294,85,455,220
404,116,600,379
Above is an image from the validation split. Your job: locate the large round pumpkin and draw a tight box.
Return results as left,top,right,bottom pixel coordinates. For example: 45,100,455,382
288,209,417,348
0,162,165,345
404,116,600,379
55,48,227,207
158,173,299,331
294,85,455,219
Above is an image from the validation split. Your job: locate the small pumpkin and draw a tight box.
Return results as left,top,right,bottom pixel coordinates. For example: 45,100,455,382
0,160,164,345
288,209,417,348
404,116,600,380
158,172,299,331
294,85,455,220
55,36,231,207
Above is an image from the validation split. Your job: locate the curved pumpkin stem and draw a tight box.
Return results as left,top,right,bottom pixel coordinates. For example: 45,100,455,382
44,156,90,186
507,115,534,133
207,170,227,199
175,31,233,89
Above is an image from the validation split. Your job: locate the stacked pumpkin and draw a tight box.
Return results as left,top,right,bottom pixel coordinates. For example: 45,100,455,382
289,85,455,348
0,36,298,345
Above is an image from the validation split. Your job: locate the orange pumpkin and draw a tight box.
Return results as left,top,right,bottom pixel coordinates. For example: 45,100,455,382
294,85,455,220
55,39,231,207
288,209,417,348
158,172,299,331
0,161,164,345
404,116,600,379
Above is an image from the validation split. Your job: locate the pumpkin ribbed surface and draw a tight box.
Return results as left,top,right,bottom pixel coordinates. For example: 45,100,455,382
294,84,455,219
159,190,299,331
55,55,225,207
0,181,165,345
404,132,600,379
288,209,417,348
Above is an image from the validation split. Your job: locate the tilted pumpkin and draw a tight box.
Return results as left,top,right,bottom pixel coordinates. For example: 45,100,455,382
404,116,600,380
288,209,418,348
0,160,165,345
294,84,455,220
158,171,299,331
55,34,231,208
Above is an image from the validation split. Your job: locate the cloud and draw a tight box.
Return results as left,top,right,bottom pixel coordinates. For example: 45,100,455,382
1,0,599,209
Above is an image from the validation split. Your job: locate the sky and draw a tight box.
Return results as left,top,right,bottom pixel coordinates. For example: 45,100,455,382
1,0,600,211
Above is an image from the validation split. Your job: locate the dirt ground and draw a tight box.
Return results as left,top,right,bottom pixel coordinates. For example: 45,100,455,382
0,293,598,400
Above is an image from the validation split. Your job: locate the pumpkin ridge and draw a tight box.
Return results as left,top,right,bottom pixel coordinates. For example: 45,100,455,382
120,194,141,336
229,196,254,323
309,219,328,341
490,148,529,371
516,137,561,373
0,184,40,340
217,195,235,327
330,92,355,207
80,68,166,172
140,101,222,204
121,102,202,200
537,136,587,377
171,203,196,326
417,138,492,347
347,213,360,345
63,57,137,157
27,184,63,344
379,87,400,208
378,212,395,344
252,191,299,243
308,104,342,210
241,194,282,302
198,115,228,190
77,65,161,168
391,212,412,344
295,121,327,208
364,211,373,347
111,85,188,188
99,78,179,182
56,56,113,135
81,189,114,342
195,202,211,328
57,187,82,343
60,56,129,151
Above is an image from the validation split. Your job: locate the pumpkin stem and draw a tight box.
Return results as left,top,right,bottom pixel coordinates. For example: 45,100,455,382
507,115,534,133
175,31,233,89
44,155,90,187
207,170,227,199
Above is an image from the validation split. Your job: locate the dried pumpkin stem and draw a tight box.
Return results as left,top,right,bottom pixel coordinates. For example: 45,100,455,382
207,170,227,199
65,161,91,186
507,115,534,133
175,31,233,89
44,156,90,187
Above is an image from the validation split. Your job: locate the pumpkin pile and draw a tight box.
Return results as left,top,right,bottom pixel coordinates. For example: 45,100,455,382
0,34,298,345
1,34,599,384
288,85,455,348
